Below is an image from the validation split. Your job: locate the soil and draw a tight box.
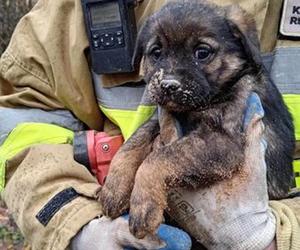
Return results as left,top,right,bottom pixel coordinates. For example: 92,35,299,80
0,202,28,250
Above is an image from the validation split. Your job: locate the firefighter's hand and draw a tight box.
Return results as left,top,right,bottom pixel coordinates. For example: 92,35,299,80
70,216,165,250
168,93,276,249
200,115,275,249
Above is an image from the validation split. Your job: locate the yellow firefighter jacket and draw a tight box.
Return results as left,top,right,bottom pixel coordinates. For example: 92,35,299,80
0,0,300,249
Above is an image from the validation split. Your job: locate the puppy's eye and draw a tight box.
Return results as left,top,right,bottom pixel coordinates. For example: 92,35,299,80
194,44,213,61
149,45,162,60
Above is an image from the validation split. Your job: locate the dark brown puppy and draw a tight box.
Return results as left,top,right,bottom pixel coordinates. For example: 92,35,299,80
99,1,295,238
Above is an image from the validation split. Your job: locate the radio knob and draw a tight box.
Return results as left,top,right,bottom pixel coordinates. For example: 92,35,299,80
93,40,99,48
92,33,99,40
117,37,124,45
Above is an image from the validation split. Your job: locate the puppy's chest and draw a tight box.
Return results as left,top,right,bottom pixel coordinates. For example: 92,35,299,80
174,109,226,136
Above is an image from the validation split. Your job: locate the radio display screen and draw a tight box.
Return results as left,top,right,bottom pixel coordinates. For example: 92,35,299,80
90,2,121,29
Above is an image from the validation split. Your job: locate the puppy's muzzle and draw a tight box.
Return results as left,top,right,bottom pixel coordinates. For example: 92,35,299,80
161,79,181,94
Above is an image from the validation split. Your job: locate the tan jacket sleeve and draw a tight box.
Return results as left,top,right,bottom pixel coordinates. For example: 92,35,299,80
0,3,104,248
2,144,102,250
0,0,103,130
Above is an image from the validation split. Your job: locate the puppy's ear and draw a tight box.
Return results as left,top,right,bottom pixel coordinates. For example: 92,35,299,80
226,5,262,68
132,20,150,73
132,34,144,72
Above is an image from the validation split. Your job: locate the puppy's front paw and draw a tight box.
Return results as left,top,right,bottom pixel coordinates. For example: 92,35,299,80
129,191,164,239
98,165,135,218
98,183,131,219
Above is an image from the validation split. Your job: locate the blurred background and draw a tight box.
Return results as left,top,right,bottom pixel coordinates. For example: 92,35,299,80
0,1,36,248
0,0,36,54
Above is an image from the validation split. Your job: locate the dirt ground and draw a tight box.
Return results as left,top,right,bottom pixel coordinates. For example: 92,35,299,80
0,202,28,250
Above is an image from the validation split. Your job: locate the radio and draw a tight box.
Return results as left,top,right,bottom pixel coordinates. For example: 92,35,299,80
81,0,138,74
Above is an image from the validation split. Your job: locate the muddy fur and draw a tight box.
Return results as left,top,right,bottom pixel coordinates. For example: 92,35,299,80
99,1,295,238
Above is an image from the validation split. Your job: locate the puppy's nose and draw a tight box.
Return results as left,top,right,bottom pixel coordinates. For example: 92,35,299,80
161,79,180,92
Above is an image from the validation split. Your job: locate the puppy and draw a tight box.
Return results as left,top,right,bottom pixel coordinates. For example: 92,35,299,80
99,1,295,238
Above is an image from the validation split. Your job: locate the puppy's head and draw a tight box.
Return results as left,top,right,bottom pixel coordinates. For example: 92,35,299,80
133,2,261,112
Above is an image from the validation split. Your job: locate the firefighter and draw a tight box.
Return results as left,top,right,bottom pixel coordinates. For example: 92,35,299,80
0,0,299,249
